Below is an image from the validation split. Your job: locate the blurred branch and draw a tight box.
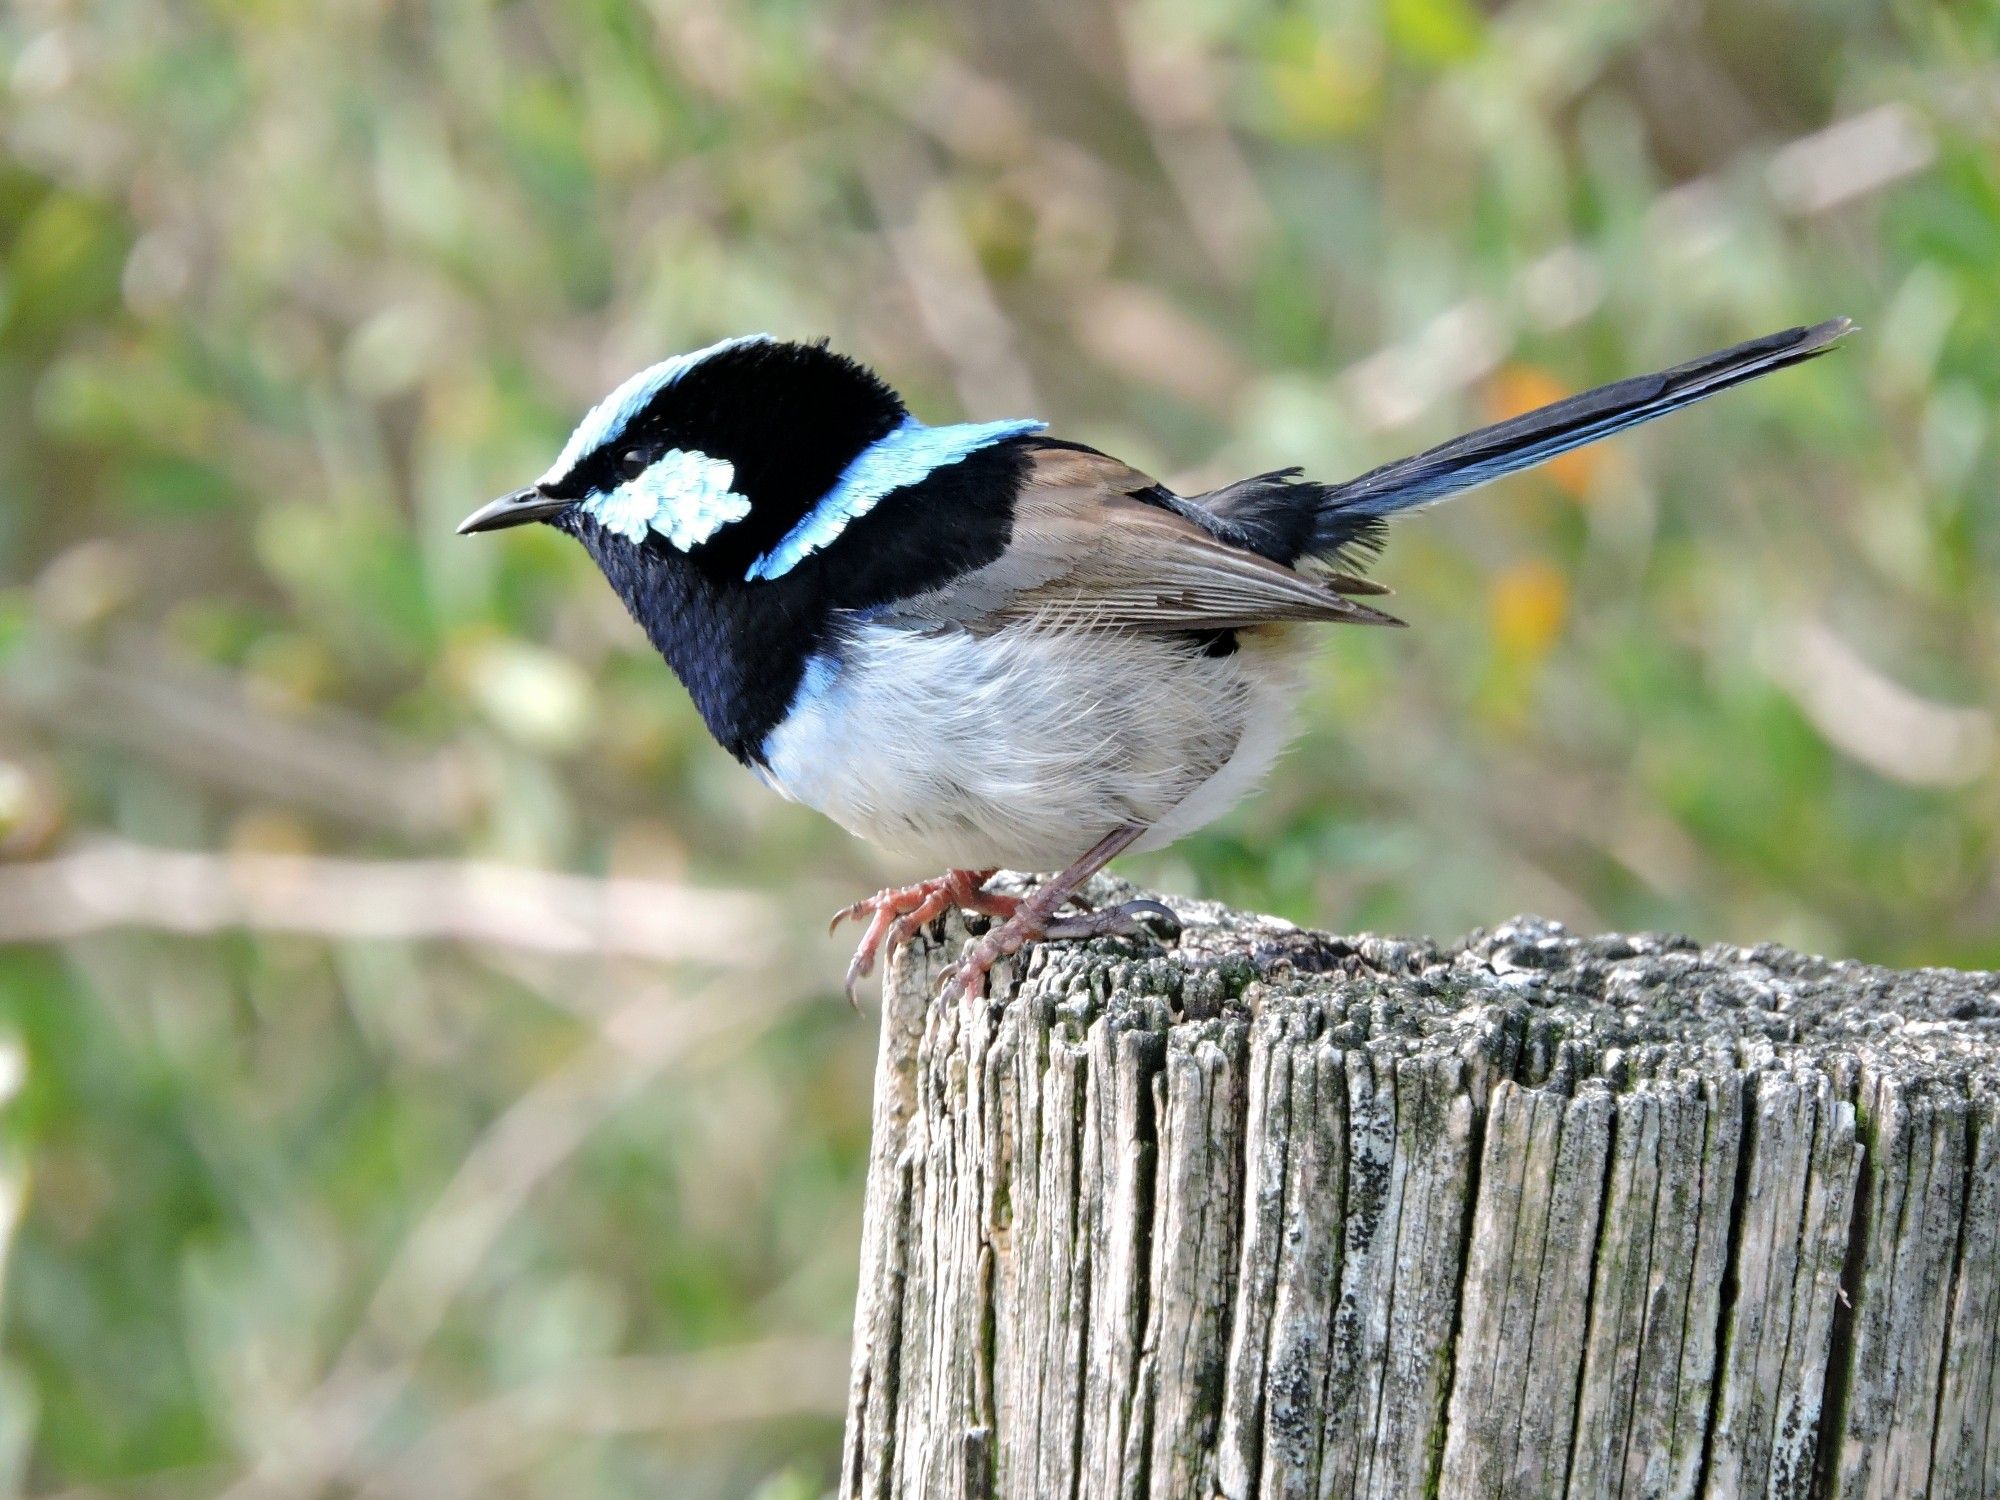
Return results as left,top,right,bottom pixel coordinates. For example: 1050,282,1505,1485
1075,281,1253,410
220,975,811,1500
0,1031,29,1497
1109,15,1272,286
1765,618,1997,789
353,1338,849,1499
1764,102,1939,215
862,158,1043,416
1334,102,1938,433
0,839,772,963
1,644,475,837
848,34,1942,435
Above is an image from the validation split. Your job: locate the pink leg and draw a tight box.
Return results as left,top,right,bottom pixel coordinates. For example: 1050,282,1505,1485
939,826,1180,1004
829,869,1019,1006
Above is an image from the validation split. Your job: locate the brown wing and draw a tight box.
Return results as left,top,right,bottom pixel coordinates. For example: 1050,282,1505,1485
886,444,1404,632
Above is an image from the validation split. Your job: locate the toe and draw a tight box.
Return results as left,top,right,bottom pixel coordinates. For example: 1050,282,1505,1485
843,941,878,1008
1120,899,1183,939
888,894,949,949
1042,898,1183,943
935,962,963,1004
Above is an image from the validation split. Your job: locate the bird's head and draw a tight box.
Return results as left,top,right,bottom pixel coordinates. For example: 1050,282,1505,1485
457,333,911,584
457,332,1043,760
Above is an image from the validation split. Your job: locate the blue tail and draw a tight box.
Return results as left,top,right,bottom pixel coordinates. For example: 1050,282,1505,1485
1313,318,1852,550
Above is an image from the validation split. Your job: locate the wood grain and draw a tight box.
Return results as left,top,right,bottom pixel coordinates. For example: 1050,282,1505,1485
841,885,2000,1499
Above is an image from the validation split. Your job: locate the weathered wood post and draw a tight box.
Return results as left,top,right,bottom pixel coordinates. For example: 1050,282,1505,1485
841,885,2000,1500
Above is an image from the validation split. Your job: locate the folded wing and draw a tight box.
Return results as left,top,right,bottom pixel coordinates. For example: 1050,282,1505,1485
882,443,1404,632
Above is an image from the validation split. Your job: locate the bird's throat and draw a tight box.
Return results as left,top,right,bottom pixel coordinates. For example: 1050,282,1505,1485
569,518,820,765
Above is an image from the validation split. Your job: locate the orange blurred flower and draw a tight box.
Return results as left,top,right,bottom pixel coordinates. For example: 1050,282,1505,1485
1489,559,1570,663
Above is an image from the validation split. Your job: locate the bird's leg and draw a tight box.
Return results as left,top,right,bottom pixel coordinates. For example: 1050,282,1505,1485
830,868,1019,1006
940,825,1180,1004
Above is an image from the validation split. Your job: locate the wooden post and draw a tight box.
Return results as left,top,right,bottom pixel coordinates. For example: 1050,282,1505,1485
840,886,2000,1500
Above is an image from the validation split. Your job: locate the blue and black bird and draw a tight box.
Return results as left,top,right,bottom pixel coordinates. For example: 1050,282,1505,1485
459,320,1850,1001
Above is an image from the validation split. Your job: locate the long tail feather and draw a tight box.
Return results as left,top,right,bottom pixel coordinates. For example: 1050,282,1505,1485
1313,318,1852,548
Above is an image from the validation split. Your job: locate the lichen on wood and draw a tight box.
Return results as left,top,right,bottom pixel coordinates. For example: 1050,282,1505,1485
840,883,2000,1499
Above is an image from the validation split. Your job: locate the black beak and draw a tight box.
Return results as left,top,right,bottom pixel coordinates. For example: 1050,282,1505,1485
457,486,569,535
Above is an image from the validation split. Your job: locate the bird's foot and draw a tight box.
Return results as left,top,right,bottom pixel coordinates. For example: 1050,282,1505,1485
939,896,1182,1004
829,869,1018,1006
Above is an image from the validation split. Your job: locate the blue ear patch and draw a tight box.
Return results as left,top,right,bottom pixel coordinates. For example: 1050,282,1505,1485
745,415,1044,581
581,448,751,550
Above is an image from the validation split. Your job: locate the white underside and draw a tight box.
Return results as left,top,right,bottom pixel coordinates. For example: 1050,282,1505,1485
758,619,1310,871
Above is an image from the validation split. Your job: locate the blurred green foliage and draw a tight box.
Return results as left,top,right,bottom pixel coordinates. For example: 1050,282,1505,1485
1,0,1995,1494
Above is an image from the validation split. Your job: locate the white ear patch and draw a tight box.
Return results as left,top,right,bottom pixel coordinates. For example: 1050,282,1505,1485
582,449,751,550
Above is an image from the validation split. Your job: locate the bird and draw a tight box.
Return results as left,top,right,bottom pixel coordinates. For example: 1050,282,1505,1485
459,319,1851,1003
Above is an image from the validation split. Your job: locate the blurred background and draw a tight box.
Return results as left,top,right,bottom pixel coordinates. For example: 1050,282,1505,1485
0,0,1994,1494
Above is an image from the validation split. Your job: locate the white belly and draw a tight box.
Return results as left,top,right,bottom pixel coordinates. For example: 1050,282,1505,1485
758,619,1308,870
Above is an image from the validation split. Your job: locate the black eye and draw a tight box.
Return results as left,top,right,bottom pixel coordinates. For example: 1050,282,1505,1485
618,448,650,480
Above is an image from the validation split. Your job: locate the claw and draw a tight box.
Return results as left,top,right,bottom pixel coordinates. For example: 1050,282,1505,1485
830,869,1002,1007
840,902,903,1008
1120,898,1183,939
937,955,990,1006
833,833,1178,1009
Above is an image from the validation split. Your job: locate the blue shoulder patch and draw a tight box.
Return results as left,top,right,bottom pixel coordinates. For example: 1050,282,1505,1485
744,415,1045,581
540,333,774,489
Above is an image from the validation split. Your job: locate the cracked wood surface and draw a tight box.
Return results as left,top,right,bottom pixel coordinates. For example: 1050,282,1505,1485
839,885,2000,1499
